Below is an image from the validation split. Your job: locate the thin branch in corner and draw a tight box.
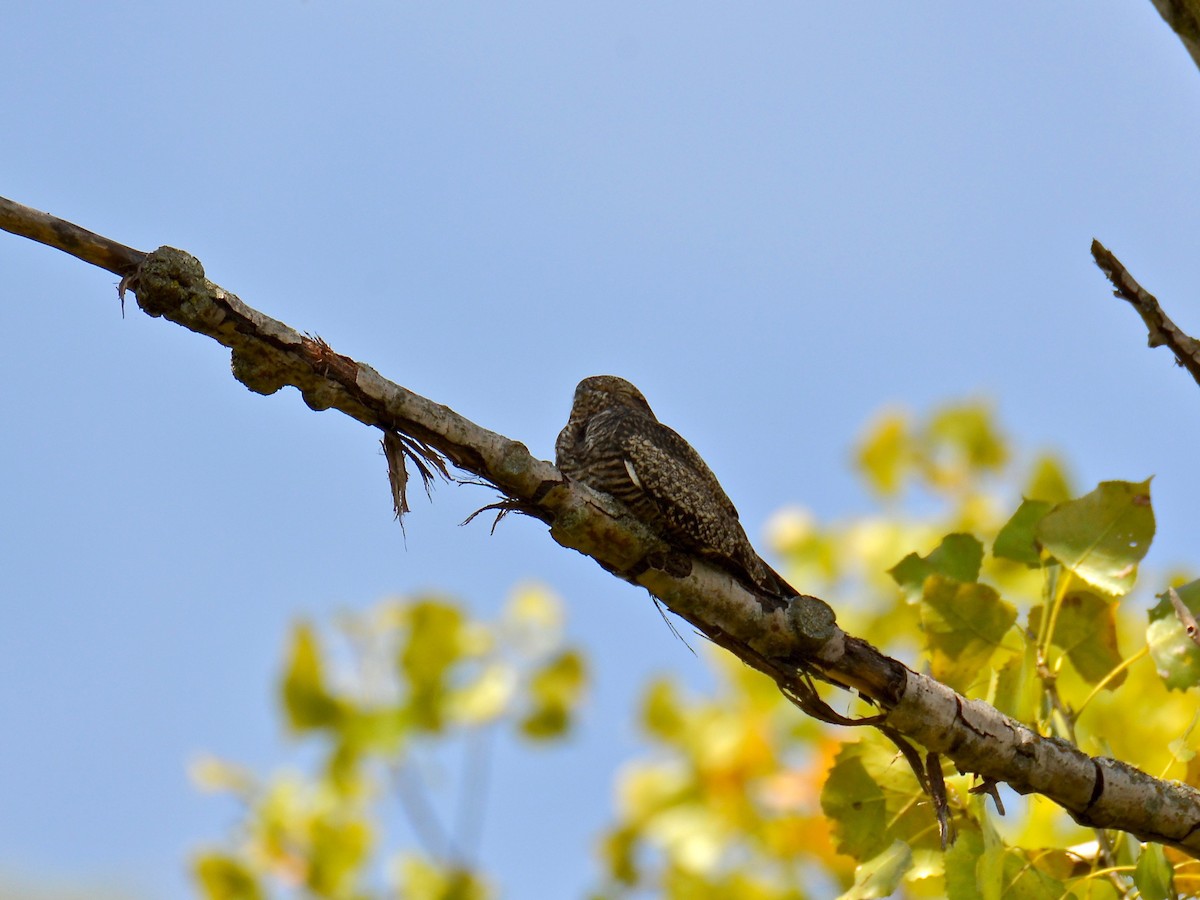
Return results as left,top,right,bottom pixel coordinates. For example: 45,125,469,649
1092,239,1200,388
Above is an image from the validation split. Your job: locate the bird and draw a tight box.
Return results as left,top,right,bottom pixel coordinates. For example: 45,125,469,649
554,375,795,601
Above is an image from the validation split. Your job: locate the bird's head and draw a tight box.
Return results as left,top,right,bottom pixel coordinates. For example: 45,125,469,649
569,375,656,421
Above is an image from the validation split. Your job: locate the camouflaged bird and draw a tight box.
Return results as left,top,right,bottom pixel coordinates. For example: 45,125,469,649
555,375,795,600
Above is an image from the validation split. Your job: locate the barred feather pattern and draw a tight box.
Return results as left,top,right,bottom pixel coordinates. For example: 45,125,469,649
555,375,794,599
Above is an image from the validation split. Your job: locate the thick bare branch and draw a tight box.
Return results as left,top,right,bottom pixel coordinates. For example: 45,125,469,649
6,197,1200,855
1151,0,1200,70
1092,239,1200,388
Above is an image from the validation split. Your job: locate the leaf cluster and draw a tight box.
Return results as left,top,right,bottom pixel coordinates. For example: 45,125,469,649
193,584,586,900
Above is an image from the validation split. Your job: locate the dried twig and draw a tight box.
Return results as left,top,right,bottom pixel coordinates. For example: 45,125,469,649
926,752,954,849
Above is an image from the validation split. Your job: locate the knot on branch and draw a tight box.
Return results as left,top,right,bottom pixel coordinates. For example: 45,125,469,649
231,345,293,396
131,246,207,319
786,593,838,651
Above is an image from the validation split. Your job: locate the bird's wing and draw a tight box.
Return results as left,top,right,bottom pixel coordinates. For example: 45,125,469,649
619,422,751,563
619,420,796,599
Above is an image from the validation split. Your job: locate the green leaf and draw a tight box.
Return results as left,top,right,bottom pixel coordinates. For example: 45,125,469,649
974,835,1003,900
822,745,889,859
1134,842,1174,900
1029,590,1125,687
963,829,1069,900
822,739,930,861
193,852,264,900
1034,479,1154,596
1137,619,1195,696
1000,849,1069,900
890,533,984,603
520,650,587,739
837,840,913,900
991,639,1038,723
921,574,1017,691
992,499,1052,566
1147,580,1200,691
281,622,340,732
943,828,984,900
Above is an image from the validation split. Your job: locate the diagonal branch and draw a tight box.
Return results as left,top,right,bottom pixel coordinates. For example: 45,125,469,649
1150,0,1200,71
6,196,1200,856
1092,239,1200,388
0,195,146,276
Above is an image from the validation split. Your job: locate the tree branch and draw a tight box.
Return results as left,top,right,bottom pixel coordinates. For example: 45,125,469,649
0,195,145,276
1092,239,1200,388
6,196,1200,856
1150,0,1200,71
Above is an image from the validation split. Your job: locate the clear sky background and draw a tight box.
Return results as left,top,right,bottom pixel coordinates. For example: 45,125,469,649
4,3,1200,898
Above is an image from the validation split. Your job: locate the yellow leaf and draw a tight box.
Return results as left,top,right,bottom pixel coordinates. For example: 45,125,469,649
193,852,264,900
520,650,587,739
856,411,912,496
280,622,340,732
502,581,564,657
451,662,517,724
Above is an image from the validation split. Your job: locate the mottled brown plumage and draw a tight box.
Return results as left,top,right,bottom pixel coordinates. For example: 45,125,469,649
555,375,794,599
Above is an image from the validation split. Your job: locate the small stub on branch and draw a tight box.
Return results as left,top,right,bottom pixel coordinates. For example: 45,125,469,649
786,593,838,650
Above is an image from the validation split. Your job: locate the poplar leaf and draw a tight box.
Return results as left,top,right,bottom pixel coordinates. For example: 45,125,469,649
1035,480,1154,596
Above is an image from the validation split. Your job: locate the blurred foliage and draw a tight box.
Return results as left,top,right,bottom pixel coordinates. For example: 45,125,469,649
596,401,1196,899
191,584,584,900
194,401,1200,899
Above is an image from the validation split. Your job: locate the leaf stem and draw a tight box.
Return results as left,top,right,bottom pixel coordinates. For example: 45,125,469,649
1074,646,1150,722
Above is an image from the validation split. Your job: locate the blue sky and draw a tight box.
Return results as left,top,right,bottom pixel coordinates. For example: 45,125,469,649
4,3,1200,897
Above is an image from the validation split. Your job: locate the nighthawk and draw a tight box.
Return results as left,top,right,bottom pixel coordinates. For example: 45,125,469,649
555,375,795,600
